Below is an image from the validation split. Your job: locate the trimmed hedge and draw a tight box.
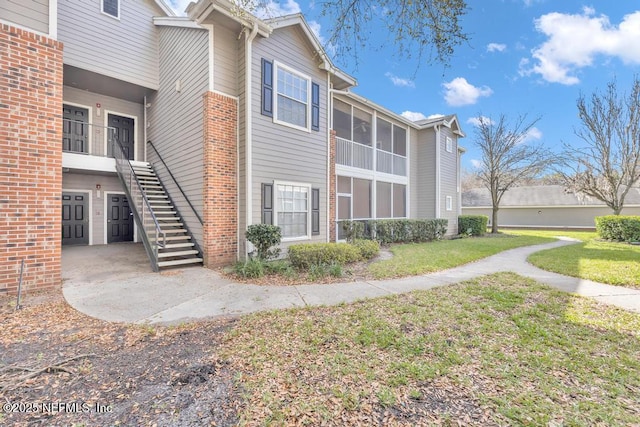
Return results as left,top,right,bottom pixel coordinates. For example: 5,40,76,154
458,215,488,236
352,239,380,259
341,219,448,243
288,243,362,269
595,215,640,242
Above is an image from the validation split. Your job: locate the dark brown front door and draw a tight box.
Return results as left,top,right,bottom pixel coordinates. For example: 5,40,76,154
107,114,135,160
62,105,89,154
107,194,134,243
62,192,89,245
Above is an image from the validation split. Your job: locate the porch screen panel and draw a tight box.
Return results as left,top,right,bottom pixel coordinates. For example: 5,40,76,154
333,99,351,140
376,181,392,218
353,178,371,219
393,184,406,217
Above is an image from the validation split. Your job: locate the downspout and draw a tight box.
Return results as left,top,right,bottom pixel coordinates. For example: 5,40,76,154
245,23,259,256
326,77,332,242
435,124,441,218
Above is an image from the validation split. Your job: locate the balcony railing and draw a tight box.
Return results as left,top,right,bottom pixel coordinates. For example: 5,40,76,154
62,118,115,157
336,137,373,170
376,149,406,176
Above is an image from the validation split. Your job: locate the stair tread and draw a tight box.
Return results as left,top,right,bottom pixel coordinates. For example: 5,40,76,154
158,258,203,268
151,235,191,241
158,250,199,258
164,242,195,248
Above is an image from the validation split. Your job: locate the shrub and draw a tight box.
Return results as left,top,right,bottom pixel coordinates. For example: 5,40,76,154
288,242,362,269
341,220,366,242
352,239,380,259
595,215,640,242
246,224,281,260
458,215,488,236
234,258,265,278
369,219,448,243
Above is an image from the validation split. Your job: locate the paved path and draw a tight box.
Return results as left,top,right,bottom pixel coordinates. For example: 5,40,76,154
62,238,640,325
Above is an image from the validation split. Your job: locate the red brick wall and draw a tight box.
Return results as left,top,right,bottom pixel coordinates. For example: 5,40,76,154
329,130,336,242
0,24,63,294
202,92,238,267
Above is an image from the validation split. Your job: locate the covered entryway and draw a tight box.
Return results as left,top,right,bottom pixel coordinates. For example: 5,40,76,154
62,191,89,245
107,113,135,160
107,194,134,243
62,104,89,154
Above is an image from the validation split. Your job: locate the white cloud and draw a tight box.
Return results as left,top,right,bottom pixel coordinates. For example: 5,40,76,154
470,159,482,169
168,0,191,15
521,126,543,144
520,8,640,85
401,111,427,121
385,72,415,88
487,43,507,53
427,114,445,119
466,116,495,127
250,0,301,18
442,78,493,106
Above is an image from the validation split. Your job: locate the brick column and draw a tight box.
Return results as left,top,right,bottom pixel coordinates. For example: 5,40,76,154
329,130,337,242
0,25,63,294
202,92,238,267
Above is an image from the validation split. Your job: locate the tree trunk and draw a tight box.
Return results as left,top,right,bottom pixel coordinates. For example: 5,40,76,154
491,207,499,233
613,207,622,215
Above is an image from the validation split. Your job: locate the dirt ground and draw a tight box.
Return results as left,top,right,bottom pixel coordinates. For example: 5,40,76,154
0,290,242,427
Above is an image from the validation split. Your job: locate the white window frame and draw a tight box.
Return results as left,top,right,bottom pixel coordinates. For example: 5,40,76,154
446,195,453,211
273,61,311,133
101,0,120,20
273,181,311,241
446,136,453,153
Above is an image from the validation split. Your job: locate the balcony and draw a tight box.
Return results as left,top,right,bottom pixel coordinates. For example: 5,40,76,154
62,119,119,172
336,137,373,170
376,149,407,176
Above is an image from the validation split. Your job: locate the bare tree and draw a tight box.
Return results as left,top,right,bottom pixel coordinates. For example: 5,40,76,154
558,77,640,214
474,114,554,233
461,168,482,192
237,0,469,68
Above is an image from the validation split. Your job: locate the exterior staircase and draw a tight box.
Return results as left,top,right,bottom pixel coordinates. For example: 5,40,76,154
130,163,203,269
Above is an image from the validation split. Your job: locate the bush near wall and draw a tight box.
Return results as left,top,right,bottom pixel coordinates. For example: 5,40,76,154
458,215,489,236
288,240,380,270
595,215,640,242
341,219,448,243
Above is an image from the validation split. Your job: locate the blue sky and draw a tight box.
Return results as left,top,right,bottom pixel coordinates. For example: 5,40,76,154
169,1,640,171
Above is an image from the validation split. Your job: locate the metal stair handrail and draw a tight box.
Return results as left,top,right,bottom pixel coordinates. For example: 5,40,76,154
147,141,203,225
109,129,166,272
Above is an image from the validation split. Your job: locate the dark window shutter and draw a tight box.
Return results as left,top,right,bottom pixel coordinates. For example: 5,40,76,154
311,188,320,235
262,183,273,225
311,82,320,131
261,59,273,117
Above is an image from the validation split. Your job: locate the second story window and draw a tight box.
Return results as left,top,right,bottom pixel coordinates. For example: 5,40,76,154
276,66,308,129
102,0,120,19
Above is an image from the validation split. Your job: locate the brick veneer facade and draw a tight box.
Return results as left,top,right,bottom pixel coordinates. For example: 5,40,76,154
329,130,337,242
202,92,238,267
0,24,63,294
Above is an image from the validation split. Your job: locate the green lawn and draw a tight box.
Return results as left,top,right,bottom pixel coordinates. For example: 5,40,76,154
367,234,555,279
505,229,640,289
221,273,640,425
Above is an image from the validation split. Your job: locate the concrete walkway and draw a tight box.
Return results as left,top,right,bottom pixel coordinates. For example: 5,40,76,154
62,238,640,325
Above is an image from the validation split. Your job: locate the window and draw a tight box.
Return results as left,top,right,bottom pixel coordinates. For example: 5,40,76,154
446,136,453,153
274,64,310,130
102,0,119,18
446,196,453,211
276,183,309,239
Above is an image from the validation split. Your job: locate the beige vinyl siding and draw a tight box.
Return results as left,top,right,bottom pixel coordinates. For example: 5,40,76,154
439,128,458,234
0,0,49,34
58,0,165,89
251,26,328,249
63,85,145,161
147,25,208,246
414,128,436,219
462,206,640,229
62,173,126,245
213,24,240,96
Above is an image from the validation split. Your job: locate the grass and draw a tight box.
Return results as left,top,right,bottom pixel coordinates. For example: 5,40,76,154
505,229,640,289
367,234,555,279
221,273,640,425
